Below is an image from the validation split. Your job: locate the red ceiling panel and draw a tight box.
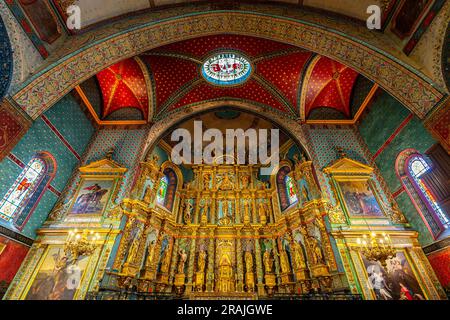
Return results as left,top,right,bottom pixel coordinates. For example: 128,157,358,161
96,58,148,119
256,51,312,108
141,55,199,112
304,57,359,118
156,35,297,58
170,79,287,112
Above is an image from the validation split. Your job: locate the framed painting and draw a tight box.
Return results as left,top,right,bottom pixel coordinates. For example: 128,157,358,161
361,251,426,300
323,157,388,221
67,157,127,217
24,246,90,300
69,178,114,215
338,180,384,218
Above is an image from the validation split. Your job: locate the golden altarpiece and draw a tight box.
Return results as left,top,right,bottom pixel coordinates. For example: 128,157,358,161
3,151,446,300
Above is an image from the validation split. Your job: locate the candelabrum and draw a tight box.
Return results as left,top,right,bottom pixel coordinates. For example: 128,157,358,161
356,232,396,268
64,229,100,261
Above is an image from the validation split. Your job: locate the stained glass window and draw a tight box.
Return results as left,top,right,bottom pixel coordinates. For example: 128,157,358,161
0,157,46,221
285,176,298,205
156,176,169,206
408,156,449,228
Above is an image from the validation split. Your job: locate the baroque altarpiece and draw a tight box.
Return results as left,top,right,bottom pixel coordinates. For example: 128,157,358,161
4,150,446,300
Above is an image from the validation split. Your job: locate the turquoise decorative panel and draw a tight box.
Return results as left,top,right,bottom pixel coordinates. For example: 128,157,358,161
0,95,94,239
359,92,410,154
396,192,433,245
44,94,95,156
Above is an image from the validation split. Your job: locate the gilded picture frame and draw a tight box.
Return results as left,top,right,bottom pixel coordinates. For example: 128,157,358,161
357,249,428,300
67,158,127,218
20,245,93,300
323,157,388,221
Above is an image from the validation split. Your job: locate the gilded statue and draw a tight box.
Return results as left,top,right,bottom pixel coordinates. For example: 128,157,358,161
293,241,306,270
177,249,188,274
183,200,193,224
389,200,407,224
219,172,234,190
309,237,325,265
145,240,156,267
160,246,171,274
198,198,210,224
126,238,139,264
198,250,207,273
245,251,253,273
258,202,267,225
278,249,291,273
243,199,251,224
203,173,210,190
241,174,250,189
263,249,274,273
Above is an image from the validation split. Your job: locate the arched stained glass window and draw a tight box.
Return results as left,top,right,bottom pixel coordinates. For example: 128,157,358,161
156,176,169,206
408,156,449,228
0,153,56,228
277,166,298,211
286,176,298,205
156,167,178,212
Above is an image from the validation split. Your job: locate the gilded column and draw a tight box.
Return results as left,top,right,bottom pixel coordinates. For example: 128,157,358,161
236,230,244,292
186,230,197,294
206,229,216,292
272,238,281,285
254,230,264,296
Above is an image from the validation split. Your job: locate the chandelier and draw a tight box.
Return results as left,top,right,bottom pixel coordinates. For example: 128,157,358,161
356,232,396,268
64,229,100,261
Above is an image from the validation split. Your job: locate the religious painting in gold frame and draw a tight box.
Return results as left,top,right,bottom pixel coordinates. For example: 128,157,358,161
323,157,387,220
69,178,115,215
67,157,127,217
358,250,427,300
22,245,91,300
337,179,384,218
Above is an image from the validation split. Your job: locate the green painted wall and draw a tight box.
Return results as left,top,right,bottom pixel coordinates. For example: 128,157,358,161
358,91,437,245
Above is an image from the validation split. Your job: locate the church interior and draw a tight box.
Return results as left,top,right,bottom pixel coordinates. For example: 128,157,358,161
0,0,449,301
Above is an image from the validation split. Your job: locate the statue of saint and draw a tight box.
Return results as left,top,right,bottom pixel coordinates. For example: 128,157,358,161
241,174,250,189
145,240,155,267
183,200,193,224
309,237,325,265
199,199,211,224
263,249,273,273
203,174,210,190
258,202,267,225
198,250,207,273
126,238,139,264
279,249,291,273
177,249,188,274
245,251,253,273
293,241,306,270
243,199,251,224
219,172,234,190
160,246,171,274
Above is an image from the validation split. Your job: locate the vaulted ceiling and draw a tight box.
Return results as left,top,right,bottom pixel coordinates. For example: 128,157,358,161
78,34,376,124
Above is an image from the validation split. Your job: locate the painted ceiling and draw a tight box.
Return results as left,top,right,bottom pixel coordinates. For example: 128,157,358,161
82,34,373,123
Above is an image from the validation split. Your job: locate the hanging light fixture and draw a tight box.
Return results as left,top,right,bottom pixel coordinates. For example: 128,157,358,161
64,229,100,261
356,232,396,268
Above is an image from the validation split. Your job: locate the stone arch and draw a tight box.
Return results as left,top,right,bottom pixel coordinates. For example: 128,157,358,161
9,11,445,120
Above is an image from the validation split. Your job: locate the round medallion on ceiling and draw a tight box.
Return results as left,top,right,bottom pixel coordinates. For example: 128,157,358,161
202,52,252,86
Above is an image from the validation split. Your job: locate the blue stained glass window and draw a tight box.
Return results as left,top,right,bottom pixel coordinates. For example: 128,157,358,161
0,157,46,221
